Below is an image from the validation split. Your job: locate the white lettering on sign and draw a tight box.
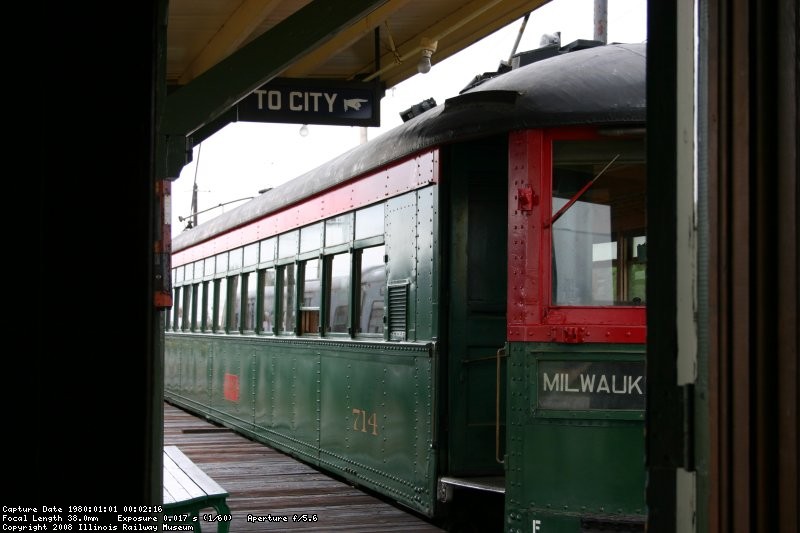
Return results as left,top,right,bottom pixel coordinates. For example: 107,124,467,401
253,89,283,110
542,372,644,395
532,519,541,532
253,90,341,113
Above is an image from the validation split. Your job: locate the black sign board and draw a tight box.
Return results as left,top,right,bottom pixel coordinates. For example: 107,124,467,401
537,360,646,410
237,78,383,127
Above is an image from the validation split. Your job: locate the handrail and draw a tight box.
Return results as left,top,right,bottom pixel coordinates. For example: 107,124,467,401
496,345,507,464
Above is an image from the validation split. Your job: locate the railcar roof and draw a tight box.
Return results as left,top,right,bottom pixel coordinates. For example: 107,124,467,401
174,42,646,252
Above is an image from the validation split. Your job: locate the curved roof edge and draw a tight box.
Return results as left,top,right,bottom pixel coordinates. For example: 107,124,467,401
174,42,646,252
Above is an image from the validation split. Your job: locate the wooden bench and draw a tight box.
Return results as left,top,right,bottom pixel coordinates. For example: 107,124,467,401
163,445,231,533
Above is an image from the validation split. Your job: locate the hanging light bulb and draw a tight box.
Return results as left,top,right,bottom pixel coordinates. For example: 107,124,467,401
417,49,433,74
299,124,309,137
417,37,438,74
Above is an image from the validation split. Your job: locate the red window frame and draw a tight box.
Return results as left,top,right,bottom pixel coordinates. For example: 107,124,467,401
507,127,646,344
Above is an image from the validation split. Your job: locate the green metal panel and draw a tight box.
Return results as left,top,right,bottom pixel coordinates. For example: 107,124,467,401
253,341,321,462
414,187,438,340
319,342,435,516
165,334,213,416
386,193,418,340
165,335,438,516
209,339,255,432
164,335,181,396
505,342,646,533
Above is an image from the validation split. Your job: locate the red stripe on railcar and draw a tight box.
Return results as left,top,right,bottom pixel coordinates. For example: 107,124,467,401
173,150,438,267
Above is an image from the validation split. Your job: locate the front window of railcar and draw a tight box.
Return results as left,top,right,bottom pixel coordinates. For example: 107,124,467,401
550,137,646,306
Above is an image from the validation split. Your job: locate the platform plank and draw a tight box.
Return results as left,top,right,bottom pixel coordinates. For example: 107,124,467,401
164,402,443,532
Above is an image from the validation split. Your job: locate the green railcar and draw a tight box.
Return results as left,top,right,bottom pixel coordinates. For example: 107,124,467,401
165,41,647,531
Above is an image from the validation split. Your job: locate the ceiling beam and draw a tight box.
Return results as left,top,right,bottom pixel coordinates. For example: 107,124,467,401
281,0,413,78
178,0,285,84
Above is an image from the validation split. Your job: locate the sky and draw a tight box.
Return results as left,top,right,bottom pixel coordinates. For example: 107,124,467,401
171,0,647,238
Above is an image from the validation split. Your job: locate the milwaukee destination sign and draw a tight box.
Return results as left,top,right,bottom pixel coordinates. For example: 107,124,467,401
237,78,383,127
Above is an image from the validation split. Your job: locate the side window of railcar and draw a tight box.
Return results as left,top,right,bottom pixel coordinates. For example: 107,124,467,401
214,253,229,332
203,280,214,332
277,232,298,334
550,137,646,306
195,281,206,331
173,266,184,331
358,245,386,335
190,283,200,331
191,260,204,331
355,204,384,240
260,268,276,334
299,258,321,335
203,257,215,332
327,252,351,334
325,214,353,247
279,263,296,334
182,283,192,331
241,271,257,333
215,278,229,333
172,285,181,331
230,275,241,333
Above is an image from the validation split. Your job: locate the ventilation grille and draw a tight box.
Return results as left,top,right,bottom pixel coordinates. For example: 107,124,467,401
387,282,408,341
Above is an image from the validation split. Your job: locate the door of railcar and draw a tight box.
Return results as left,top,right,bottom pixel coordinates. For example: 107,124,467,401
439,135,509,520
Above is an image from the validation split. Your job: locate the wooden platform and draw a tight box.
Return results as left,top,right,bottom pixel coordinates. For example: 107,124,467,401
164,402,444,532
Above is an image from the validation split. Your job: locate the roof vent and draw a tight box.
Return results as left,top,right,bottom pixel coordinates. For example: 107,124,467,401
511,37,604,69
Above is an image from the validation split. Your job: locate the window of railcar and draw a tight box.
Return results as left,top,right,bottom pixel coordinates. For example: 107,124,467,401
203,281,214,332
278,263,296,334
259,237,276,266
241,270,257,333
214,278,229,333
230,275,241,333
204,256,215,278
195,282,206,331
216,252,229,274
300,223,323,254
189,284,200,331
260,268,276,334
181,283,192,331
229,247,243,271
355,204,384,240
327,252,351,334
278,231,298,259
243,243,258,268
299,258,321,335
193,259,204,281
325,213,354,247
550,137,646,306
357,245,386,335
171,286,181,332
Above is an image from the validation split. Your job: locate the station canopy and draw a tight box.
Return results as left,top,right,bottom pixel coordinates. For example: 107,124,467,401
163,0,552,160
